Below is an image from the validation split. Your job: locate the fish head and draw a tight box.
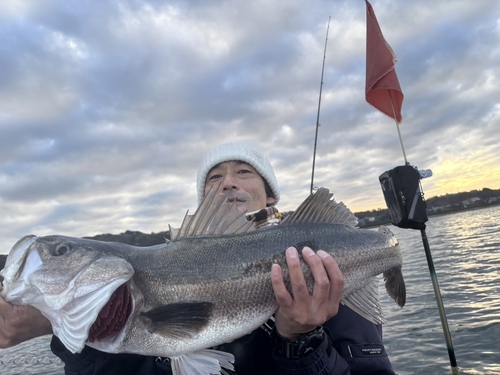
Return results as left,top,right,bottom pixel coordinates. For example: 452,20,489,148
0,234,135,353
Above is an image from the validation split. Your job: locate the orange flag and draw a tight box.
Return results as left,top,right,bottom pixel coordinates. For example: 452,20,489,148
365,0,404,124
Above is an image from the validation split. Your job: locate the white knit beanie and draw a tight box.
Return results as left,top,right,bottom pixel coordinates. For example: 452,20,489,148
197,142,280,206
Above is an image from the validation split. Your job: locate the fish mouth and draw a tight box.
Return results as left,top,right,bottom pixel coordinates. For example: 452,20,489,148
87,282,132,343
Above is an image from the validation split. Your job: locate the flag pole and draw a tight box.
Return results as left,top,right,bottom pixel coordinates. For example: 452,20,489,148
310,16,331,195
367,1,459,372
420,229,460,375
387,87,459,375
388,90,408,165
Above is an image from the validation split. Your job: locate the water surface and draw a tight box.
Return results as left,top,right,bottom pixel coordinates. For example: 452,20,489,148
1,206,499,374
380,205,500,374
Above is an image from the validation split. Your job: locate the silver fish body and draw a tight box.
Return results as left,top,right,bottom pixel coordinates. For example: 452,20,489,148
0,188,405,373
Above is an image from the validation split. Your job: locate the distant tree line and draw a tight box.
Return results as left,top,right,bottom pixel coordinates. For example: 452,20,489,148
355,187,500,227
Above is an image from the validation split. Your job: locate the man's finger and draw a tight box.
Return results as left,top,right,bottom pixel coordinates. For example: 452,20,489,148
0,297,13,320
301,247,331,301
317,250,344,315
271,263,293,307
286,247,312,303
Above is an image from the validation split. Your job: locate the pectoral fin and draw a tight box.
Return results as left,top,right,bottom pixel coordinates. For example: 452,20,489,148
140,301,213,339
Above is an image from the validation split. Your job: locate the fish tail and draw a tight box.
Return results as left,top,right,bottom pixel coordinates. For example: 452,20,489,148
383,266,406,308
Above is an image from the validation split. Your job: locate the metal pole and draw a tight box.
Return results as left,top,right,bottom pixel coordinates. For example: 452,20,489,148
388,90,408,165
310,16,331,195
387,90,459,374
420,228,460,375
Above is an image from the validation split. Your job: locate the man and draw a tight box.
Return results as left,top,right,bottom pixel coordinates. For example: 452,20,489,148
0,142,395,374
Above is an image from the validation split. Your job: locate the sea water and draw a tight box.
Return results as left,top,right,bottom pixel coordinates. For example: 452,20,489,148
1,205,499,374
380,205,500,374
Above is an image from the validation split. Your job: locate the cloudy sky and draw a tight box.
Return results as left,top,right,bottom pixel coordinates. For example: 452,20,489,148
1,0,499,253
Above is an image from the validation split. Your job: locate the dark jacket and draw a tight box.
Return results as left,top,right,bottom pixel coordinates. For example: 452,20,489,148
51,304,395,375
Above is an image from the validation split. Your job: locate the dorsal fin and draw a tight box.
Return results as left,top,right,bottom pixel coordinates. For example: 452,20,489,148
169,188,255,241
281,188,358,227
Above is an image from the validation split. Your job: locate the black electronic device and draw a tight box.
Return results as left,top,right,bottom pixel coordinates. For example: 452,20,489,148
379,164,429,229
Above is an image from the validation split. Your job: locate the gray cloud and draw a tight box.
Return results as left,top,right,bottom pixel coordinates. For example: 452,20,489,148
1,0,499,252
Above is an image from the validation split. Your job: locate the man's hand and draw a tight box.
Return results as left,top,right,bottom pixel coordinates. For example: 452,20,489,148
0,296,53,348
271,246,344,340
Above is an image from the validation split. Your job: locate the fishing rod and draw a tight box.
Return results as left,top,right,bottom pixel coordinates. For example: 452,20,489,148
310,16,331,195
379,93,460,375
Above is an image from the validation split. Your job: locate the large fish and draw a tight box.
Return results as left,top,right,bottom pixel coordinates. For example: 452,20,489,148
0,188,405,375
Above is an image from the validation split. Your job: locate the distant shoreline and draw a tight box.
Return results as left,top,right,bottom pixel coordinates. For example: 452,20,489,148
357,201,500,229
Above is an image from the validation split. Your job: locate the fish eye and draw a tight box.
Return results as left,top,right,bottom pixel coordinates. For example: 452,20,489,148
54,244,72,256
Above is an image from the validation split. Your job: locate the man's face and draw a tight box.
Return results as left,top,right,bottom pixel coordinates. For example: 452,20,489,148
204,160,276,213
